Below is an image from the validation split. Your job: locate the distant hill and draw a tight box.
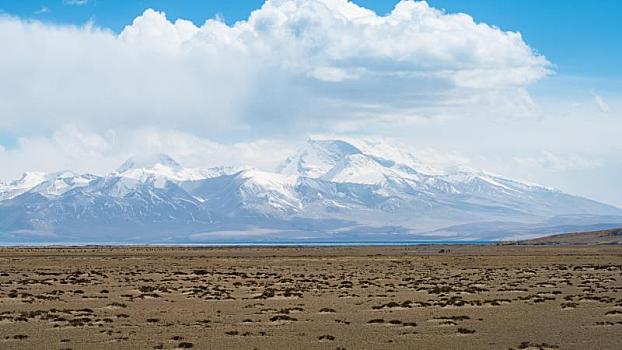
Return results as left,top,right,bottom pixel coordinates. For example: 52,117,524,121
520,228,622,245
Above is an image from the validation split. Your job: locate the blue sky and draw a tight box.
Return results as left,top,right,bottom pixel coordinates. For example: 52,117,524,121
1,0,620,80
0,0,620,207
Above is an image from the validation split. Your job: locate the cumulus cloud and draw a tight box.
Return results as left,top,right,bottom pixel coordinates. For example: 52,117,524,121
0,0,549,140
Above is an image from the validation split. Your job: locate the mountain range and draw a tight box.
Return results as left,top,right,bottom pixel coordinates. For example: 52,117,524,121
1,138,621,243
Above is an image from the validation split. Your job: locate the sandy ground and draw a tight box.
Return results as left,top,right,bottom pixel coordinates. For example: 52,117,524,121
0,245,620,349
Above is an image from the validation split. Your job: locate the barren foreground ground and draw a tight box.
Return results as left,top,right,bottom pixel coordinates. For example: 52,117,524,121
0,245,621,349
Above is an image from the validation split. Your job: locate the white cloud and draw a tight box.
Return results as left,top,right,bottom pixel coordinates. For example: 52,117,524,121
0,0,549,139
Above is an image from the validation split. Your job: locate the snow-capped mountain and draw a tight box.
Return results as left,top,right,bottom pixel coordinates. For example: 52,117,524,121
1,139,621,243
278,139,364,178
116,153,239,183
0,172,48,201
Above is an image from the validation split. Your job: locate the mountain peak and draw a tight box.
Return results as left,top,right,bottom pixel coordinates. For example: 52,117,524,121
0,172,48,197
12,171,49,188
277,138,362,178
117,153,181,173
307,139,362,157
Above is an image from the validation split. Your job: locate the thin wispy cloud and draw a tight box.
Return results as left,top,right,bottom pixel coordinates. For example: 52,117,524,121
591,90,611,113
34,6,49,14
63,0,89,5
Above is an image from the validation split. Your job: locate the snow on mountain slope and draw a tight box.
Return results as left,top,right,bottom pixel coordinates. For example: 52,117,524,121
1,139,621,242
337,138,449,176
281,139,622,218
29,172,99,198
321,153,416,185
0,179,214,241
237,169,300,211
184,169,301,217
0,172,48,201
1,171,100,200
117,153,238,183
281,139,542,192
277,139,363,177
117,153,182,173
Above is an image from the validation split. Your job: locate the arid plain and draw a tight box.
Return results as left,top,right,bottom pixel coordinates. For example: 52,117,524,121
0,245,621,349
